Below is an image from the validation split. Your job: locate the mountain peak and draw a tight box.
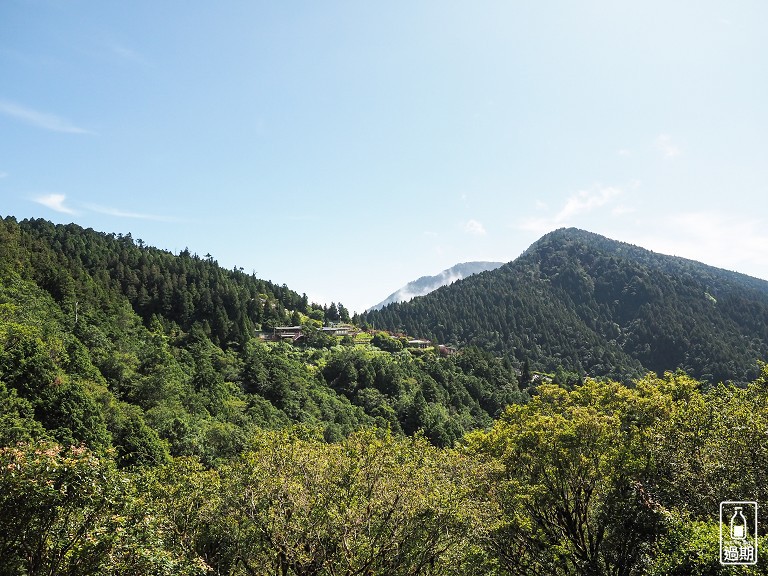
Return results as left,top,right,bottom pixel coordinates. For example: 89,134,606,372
362,229,768,383
368,261,505,311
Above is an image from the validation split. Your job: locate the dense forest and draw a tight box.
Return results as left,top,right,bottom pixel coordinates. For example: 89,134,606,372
0,216,524,456
2,217,768,574
5,370,768,574
360,228,768,384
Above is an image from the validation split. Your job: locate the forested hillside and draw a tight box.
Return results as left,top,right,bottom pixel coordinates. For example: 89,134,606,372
3,217,768,574
360,228,768,383
0,216,522,460
2,217,321,346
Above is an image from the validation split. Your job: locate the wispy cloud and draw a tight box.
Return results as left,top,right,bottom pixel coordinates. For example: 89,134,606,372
520,186,622,233
557,186,620,221
110,44,142,62
84,203,180,222
106,41,150,66
656,134,681,158
34,193,79,215
0,99,94,135
30,194,179,221
464,219,487,236
628,212,768,280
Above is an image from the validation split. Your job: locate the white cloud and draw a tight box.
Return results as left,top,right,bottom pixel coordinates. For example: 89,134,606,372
656,134,681,158
34,193,78,215
617,148,631,157
520,186,622,233
30,195,178,221
464,219,487,236
628,212,768,280
84,203,179,222
0,100,94,134
556,186,620,222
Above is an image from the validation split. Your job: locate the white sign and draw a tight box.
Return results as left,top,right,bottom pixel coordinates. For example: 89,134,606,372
720,501,758,566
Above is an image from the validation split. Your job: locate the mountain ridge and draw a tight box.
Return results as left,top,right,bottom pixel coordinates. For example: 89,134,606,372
360,227,768,383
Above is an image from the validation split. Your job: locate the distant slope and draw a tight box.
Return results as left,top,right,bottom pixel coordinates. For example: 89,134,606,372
368,261,504,311
360,228,768,383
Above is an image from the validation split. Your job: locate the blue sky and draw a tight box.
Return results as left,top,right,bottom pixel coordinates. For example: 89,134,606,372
2,1,767,313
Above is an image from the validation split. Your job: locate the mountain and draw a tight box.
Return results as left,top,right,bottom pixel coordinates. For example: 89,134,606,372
5,217,768,574
368,261,504,311
360,228,768,383
0,216,523,459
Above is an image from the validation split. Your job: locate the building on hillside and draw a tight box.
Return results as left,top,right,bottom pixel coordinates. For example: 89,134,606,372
321,324,358,337
273,326,304,342
437,344,457,356
406,339,432,349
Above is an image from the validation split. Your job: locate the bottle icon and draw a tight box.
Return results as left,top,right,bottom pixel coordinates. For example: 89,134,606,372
720,501,758,565
731,507,747,541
